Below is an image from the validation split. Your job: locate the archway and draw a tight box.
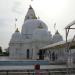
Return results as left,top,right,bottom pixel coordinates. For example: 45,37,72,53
27,49,30,59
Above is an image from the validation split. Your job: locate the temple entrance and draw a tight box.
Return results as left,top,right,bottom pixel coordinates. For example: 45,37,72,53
38,50,44,60
27,49,30,59
52,52,55,61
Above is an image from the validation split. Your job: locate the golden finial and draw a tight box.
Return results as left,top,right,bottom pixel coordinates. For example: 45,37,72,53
55,30,59,34
15,28,19,32
29,5,32,9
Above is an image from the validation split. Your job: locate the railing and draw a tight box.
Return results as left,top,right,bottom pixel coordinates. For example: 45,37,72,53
0,60,49,66
0,70,75,75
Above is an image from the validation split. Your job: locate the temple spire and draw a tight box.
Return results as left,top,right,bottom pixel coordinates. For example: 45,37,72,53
24,5,37,21
29,5,32,9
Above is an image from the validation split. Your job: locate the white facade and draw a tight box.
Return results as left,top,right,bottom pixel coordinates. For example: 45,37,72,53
9,6,63,60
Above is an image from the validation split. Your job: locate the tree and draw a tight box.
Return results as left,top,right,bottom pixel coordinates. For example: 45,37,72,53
0,46,2,53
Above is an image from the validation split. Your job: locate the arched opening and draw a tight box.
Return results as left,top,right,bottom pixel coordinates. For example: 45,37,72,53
52,52,55,61
38,50,44,60
27,49,30,59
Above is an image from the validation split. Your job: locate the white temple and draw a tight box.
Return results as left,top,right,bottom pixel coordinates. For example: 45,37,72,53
9,5,63,59
1,5,75,75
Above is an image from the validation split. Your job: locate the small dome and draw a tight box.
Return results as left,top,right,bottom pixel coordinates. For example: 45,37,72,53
10,28,21,43
32,29,50,42
53,30,63,43
21,19,48,35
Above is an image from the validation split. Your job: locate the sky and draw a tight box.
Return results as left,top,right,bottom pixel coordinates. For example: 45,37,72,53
0,0,75,49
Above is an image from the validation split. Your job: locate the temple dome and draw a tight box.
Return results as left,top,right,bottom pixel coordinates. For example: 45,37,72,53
10,28,21,43
53,30,63,43
21,19,48,35
32,29,50,42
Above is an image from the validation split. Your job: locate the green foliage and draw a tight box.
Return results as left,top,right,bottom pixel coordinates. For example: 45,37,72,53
0,46,2,54
3,51,9,56
0,46,9,56
69,45,75,49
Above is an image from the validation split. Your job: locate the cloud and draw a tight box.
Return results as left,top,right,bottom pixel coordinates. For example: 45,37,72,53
0,17,12,27
12,1,23,14
0,18,8,27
